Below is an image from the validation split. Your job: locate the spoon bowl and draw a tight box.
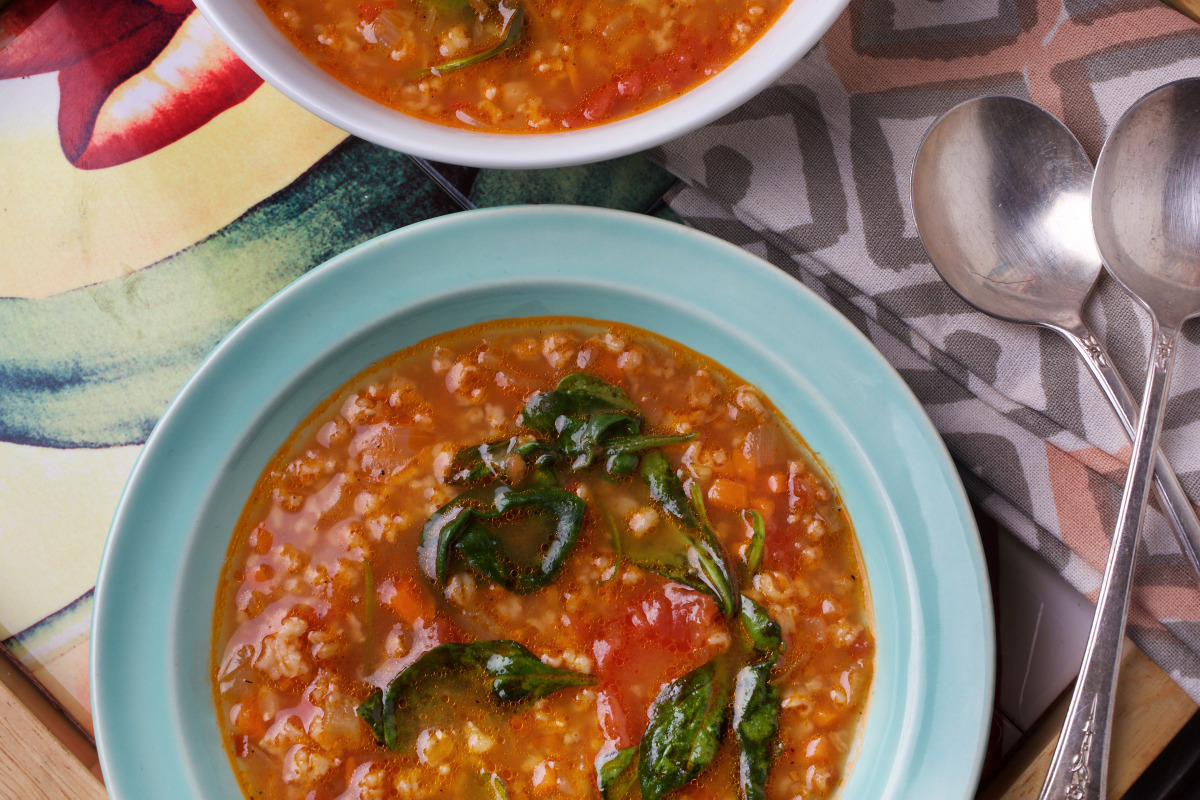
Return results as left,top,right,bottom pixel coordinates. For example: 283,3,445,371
1093,80,1200,330
911,95,1101,330
911,95,1200,584
1039,78,1200,800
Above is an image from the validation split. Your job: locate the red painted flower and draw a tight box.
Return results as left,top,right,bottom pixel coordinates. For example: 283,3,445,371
0,0,263,169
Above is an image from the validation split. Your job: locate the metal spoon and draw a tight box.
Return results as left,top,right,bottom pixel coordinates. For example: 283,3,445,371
910,95,1200,586
1039,79,1200,800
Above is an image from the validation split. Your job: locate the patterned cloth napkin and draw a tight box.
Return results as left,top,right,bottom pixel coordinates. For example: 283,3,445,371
653,0,1200,701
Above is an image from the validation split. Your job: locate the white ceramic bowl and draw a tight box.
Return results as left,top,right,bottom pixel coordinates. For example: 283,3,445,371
193,0,849,168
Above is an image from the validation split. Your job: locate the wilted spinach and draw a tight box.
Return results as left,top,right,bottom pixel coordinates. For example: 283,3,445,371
739,595,783,653
418,0,526,76
446,437,555,486
733,655,781,800
477,770,510,799
357,640,595,752
640,451,739,618
638,661,729,800
740,508,766,576
520,373,692,475
419,484,586,594
595,745,639,799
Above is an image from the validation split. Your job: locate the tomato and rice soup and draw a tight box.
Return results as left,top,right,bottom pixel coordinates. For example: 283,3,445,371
213,318,873,800
256,0,790,131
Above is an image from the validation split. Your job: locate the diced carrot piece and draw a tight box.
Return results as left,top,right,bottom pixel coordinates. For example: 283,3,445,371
707,477,748,510
732,447,757,483
381,574,435,623
231,696,267,739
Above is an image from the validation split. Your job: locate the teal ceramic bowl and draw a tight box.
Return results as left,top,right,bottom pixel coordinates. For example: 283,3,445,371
92,205,994,798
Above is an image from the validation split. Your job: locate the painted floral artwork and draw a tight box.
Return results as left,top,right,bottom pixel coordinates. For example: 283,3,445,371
0,0,668,733
0,0,451,730
0,0,261,168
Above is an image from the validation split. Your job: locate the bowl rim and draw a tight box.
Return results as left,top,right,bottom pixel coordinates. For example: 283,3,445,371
192,0,851,168
92,205,994,799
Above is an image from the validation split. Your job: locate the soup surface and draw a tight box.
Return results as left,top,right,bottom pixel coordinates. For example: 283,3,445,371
257,0,789,132
213,318,873,800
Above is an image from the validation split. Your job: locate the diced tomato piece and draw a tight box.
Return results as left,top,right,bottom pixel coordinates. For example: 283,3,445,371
582,84,617,122
616,73,644,100
590,583,723,747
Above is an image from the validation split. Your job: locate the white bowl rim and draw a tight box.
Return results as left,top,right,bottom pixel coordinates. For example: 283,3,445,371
193,0,851,168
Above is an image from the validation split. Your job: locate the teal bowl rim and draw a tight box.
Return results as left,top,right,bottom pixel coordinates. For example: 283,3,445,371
92,204,994,799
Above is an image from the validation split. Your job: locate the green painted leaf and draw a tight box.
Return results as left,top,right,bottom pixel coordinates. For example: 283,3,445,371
596,745,639,799
638,661,728,800
739,595,783,652
733,655,781,800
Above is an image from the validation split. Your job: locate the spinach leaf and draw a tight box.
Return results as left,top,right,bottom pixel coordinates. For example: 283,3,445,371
468,487,585,593
447,437,554,486
478,639,596,702
421,0,525,76
688,481,713,529
421,0,474,12
520,373,639,433
629,557,712,596
363,558,377,670
733,655,781,800
555,372,641,413
422,502,481,585
596,745,639,799
560,411,641,469
640,450,700,528
639,452,739,618
478,771,510,799
377,642,471,750
599,513,624,585
740,509,766,576
419,485,585,594
356,687,387,745
739,595,783,652
359,640,595,752
601,432,696,476
638,661,728,800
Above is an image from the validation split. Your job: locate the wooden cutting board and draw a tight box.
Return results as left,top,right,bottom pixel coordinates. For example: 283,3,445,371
1164,0,1200,20
1,635,1195,800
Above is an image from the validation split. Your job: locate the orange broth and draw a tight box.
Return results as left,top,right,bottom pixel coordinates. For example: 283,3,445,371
256,0,790,131
212,318,873,799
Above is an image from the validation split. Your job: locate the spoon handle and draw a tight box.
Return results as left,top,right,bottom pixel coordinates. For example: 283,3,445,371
1062,327,1200,585
1039,324,1179,800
